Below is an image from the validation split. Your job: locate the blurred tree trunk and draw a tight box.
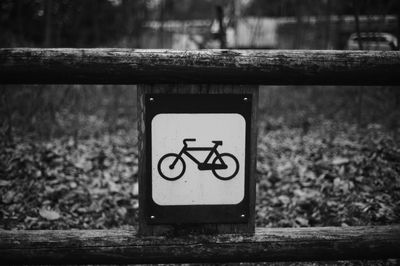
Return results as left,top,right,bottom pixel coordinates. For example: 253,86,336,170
352,0,363,50
397,0,400,50
71,2,84,47
122,0,138,47
44,0,53,47
16,1,23,43
159,0,165,48
216,5,226,48
324,0,331,49
232,0,241,48
294,3,304,49
91,0,100,45
123,0,133,44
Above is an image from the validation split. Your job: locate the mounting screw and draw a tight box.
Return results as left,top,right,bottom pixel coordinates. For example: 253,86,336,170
149,97,154,102
241,214,245,218
150,215,155,219
243,97,248,101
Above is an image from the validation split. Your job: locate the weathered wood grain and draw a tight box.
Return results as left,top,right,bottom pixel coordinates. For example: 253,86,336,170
0,226,399,264
1,48,400,85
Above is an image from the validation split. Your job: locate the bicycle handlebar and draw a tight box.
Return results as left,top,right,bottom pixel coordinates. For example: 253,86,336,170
183,138,196,145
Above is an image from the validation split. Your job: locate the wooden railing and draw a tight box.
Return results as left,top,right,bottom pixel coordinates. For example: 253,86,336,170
1,49,400,85
1,226,399,264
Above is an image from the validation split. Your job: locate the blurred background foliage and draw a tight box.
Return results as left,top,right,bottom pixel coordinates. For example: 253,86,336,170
0,0,399,141
1,0,399,48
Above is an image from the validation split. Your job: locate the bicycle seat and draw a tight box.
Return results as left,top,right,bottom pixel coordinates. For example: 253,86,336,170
212,140,223,145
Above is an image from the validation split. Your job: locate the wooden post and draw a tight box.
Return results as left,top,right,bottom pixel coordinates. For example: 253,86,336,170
138,84,258,236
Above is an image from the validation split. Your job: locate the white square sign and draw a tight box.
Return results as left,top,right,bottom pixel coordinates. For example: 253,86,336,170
151,113,246,206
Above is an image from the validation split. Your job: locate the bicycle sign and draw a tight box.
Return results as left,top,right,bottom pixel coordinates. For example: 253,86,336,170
157,138,239,181
143,94,254,226
151,113,246,206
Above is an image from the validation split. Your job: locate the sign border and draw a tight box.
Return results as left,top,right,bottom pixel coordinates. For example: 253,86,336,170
145,94,252,224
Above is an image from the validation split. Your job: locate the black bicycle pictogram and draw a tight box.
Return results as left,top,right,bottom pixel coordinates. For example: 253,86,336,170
157,138,239,181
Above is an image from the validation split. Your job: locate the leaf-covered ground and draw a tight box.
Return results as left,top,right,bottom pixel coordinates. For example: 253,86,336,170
0,131,139,229
256,120,400,228
1,119,399,230
0,86,399,266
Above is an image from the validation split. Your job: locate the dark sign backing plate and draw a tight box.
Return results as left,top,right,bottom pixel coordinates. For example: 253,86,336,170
145,94,252,224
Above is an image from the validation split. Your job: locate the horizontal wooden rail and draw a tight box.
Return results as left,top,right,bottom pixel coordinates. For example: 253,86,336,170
1,48,400,85
0,225,399,264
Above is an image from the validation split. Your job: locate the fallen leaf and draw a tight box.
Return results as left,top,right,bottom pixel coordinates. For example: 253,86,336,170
331,157,350,165
131,182,139,197
108,180,120,193
69,181,77,189
0,180,11,187
117,207,127,217
132,199,139,209
278,195,290,206
39,209,61,220
2,190,15,204
77,207,87,213
295,217,309,227
333,177,341,188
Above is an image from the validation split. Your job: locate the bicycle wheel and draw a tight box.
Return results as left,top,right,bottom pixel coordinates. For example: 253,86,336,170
157,153,186,181
212,153,239,181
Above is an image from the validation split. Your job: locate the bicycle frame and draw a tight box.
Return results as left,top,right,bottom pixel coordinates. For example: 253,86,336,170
157,140,239,181
171,143,226,169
